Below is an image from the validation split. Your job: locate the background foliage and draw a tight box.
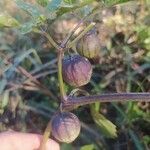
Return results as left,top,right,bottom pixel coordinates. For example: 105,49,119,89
0,0,150,149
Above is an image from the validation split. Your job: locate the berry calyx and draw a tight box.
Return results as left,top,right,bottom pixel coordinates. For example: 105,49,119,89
76,29,100,63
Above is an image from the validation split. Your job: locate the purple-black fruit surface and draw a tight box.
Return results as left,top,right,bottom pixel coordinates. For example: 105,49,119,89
62,55,92,87
76,29,100,63
51,112,81,143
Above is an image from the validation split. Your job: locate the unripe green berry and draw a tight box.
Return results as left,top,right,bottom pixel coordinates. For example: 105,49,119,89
62,55,92,87
76,29,100,62
51,112,81,143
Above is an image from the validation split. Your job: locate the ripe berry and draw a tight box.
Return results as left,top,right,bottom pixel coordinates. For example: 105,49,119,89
51,112,81,143
76,29,100,63
62,55,92,87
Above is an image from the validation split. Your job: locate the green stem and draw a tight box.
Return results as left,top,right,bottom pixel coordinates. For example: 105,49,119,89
43,32,60,50
58,51,67,101
67,22,96,49
34,29,60,50
39,121,51,150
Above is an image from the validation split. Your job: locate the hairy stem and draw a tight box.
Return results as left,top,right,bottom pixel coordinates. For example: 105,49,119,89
58,51,67,101
62,93,150,111
43,32,60,49
61,19,85,47
34,30,59,49
39,121,51,150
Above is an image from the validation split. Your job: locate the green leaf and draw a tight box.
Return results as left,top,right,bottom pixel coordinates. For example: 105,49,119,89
5,49,42,80
20,21,34,34
0,12,20,28
129,129,144,150
20,15,46,34
142,135,150,146
57,0,94,16
15,49,42,65
15,0,49,34
15,0,41,18
61,143,73,150
63,0,77,4
36,0,49,7
102,0,133,6
80,144,95,150
46,0,62,12
0,79,7,94
135,25,150,50
90,104,117,138
0,91,9,109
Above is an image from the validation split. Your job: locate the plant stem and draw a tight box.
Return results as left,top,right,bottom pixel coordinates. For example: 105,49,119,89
39,120,51,150
62,93,150,111
43,32,60,49
61,15,88,47
67,22,96,49
60,6,98,48
57,51,67,101
34,29,60,50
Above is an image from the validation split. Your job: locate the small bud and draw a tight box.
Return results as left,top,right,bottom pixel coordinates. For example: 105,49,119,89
51,112,81,143
62,55,92,87
76,29,100,63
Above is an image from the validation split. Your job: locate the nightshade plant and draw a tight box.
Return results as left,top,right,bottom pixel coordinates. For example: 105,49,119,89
0,0,150,150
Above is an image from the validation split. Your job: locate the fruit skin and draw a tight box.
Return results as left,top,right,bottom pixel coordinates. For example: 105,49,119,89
62,55,92,87
51,112,81,143
76,29,100,62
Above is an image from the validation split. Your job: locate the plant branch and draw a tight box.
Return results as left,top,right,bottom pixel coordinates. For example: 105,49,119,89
34,30,60,50
61,17,87,48
61,93,150,111
56,13,92,101
55,15,97,102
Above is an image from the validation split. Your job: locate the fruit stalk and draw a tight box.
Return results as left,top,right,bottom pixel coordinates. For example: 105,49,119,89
39,120,51,150
34,29,60,50
68,23,96,49
58,50,67,101
61,93,150,111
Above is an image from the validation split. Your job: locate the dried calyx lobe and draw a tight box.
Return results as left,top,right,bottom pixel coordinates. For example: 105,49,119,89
76,29,100,64
62,54,92,87
51,112,81,143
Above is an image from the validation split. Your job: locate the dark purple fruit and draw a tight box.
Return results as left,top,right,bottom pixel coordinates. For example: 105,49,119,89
76,29,100,61
51,112,81,143
62,55,92,87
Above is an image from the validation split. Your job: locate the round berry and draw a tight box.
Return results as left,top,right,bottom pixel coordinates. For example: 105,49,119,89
51,112,81,143
62,55,92,87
